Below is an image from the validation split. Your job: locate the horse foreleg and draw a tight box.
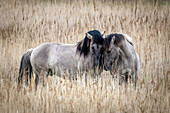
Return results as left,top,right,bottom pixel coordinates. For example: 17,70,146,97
132,71,137,88
119,75,124,86
124,72,129,88
85,72,87,85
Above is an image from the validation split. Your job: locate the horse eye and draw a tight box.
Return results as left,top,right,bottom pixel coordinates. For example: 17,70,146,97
107,50,111,53
92,46,95,50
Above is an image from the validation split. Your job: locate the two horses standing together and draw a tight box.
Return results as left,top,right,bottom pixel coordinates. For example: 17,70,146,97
18,30,140,89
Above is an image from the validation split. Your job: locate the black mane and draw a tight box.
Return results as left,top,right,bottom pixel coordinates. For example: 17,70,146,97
104,33,125,49
127,40,133,46
76,30,104,57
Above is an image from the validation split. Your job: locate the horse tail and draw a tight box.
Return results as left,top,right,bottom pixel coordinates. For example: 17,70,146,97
123,34,133,46
18,48,33,85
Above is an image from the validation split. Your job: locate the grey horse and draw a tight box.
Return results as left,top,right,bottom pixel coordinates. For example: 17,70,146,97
103,33,140,87
29,30,104,89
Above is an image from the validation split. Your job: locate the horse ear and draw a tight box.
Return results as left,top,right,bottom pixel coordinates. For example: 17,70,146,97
86,33,93,40
111,36,116,45
101,31,106,37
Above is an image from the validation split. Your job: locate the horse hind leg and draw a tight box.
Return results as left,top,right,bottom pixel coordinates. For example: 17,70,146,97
35,74,39,90
25,68,30,86
25,63,32,86
43,71,48,87
29,66,32,85
26,65,32,86
39,69,48,87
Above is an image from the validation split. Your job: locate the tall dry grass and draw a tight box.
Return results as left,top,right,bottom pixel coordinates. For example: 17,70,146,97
0,0,170,113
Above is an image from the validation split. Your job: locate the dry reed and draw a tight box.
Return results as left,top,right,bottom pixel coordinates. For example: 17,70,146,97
0,0,169,113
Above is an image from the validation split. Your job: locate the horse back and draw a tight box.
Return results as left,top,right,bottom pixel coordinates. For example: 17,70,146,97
31,43,58,69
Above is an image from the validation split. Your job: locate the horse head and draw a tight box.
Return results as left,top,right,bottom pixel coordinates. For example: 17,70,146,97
76,30,105,67
103,33,125,71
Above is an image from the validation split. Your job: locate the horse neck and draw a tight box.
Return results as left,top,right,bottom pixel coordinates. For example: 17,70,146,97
118,40,136,71
119,40,133,59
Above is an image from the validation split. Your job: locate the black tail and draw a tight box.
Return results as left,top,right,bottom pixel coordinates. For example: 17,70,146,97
18,49,33,85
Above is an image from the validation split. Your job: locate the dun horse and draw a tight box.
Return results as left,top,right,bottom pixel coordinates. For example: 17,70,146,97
103,33,140,87
18,30,105,89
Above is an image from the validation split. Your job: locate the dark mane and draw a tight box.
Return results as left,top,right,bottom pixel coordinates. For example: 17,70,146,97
104,33,125,49
76,38,90,57
127,40,133,46
76,30,104,57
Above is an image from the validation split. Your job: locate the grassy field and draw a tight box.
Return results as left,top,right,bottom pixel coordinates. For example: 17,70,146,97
0,0,170,113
